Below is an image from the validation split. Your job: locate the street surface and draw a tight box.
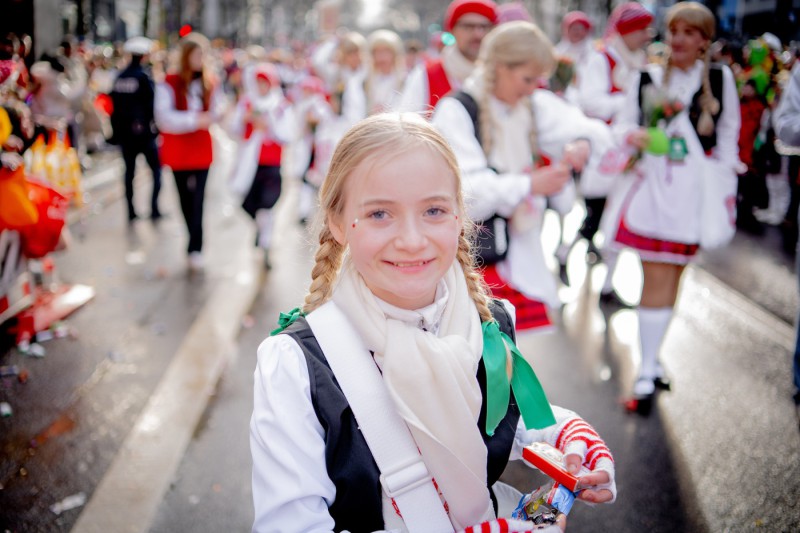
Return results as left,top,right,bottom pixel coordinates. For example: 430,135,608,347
1,129,799,532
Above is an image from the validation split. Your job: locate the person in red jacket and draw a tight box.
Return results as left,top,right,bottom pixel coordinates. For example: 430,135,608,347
397,0,498,114
155,33,224,271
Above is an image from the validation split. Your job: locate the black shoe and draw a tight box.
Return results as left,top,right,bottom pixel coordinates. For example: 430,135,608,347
599,289,633,308
653,375,672,391
736,213,764,235
128,213,139,224
558,262,570,286
586,241,603,264
150,210,164,221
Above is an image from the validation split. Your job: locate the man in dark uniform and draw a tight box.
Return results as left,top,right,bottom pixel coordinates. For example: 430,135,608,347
109,36,162,222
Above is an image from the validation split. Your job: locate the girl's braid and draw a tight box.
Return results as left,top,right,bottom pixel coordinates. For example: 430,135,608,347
456,231,494,323
479,63,496,157
696,46,719,136
302,226,344,314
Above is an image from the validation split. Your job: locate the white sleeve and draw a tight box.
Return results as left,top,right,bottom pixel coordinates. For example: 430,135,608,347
250,334,337,533
711,65,742,173
431,96,531,221
774,65,800,146
534,90,614,159
268,96,297,145
611,72,644,145
341,73,367,124
396,64,428,113
577,52,626,122
154,82,201,134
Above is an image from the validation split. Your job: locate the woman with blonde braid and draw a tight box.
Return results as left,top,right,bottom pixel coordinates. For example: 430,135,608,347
432,21,612,331
607,2,741,410
250,113,616,531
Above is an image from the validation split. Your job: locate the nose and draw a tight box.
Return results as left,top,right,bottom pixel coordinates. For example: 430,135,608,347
394,217,428,251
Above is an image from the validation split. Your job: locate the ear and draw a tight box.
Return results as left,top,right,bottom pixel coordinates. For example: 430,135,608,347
328,214,347,246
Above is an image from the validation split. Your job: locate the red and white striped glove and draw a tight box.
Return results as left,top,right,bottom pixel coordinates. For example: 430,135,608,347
553,417,616,504
459,517,561,533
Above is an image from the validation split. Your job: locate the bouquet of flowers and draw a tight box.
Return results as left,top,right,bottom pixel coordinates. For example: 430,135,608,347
622,86,685,171
640,85,685,154
548,57,576,96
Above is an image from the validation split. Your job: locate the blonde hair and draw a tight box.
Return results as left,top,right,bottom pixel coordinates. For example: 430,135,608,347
337,31,366,61
664,2,719,136
303,113,494,322
476,20,555,159
365,29,406,111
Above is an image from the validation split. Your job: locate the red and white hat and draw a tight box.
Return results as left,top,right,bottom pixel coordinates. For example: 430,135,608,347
253,63,279,87
443,0,499,32
608,2,653,36
562,11,593,32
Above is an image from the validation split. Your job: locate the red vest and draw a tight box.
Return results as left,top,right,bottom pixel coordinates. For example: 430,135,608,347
425,59,452,112
243,99,283,167
599,49,623,125
159,74,214,171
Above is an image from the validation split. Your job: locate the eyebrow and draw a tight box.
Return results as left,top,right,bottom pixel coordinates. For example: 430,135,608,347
359,194,456,207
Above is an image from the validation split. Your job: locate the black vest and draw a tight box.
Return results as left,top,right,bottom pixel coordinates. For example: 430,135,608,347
280,300,520,533
109,63,158,144
638,65,725,153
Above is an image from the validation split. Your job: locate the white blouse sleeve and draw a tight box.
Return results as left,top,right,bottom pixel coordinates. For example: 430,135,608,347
341,72,368,124
154,82,201,134
396,64,428,114
577,51,626,122
250,334,337,533
711,65,742,173
431,96,531,221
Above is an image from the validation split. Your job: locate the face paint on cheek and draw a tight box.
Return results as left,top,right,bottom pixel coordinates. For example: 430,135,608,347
351,218,359,229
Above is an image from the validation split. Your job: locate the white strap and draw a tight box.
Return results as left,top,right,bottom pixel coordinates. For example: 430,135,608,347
306,301,455,533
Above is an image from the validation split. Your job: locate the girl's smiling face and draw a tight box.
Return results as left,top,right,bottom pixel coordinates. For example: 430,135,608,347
329,146,463,310
668,19,709,69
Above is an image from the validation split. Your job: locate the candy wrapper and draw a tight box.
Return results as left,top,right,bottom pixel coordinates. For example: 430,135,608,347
512,481,575,525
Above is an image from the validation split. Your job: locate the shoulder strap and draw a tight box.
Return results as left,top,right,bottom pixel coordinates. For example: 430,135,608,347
305,302,455,533
450,90,481,146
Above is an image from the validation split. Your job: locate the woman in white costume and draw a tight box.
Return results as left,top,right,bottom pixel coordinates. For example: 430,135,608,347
432,21,612,331
608,2,740,409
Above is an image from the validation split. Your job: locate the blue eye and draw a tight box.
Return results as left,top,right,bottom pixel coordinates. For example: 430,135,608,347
368,210,388,220
426,206,447,217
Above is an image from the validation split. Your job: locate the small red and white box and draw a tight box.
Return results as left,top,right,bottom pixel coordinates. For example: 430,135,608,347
521,442,580,492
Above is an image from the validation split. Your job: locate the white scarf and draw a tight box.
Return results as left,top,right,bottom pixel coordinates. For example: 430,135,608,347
608,34,647,92
331,259,495,529
441,45,476,91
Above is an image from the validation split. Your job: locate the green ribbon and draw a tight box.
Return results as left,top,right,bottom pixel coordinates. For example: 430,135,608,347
270,307,305,336
482,321,556,436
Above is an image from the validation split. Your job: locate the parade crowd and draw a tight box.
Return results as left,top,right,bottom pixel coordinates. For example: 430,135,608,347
2,0,800,531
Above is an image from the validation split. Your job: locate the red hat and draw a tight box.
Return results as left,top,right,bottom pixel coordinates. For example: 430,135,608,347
254,63,279,87
609,2,653,36
444,0,498,32
562,11,593,32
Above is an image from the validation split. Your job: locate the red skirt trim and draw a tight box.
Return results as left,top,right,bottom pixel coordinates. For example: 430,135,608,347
615,216,699,257
481,265,552,331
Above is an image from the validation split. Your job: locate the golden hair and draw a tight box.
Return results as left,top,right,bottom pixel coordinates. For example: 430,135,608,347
664,2,719,136
476,21,555,158
177,32,212,109
303,113,494,322
365,29,406,111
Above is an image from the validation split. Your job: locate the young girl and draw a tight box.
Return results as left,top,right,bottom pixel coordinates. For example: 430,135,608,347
250,113,616,532
431,21,611,331
606,2,741,408
155,33,225,271
229,63,294,269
